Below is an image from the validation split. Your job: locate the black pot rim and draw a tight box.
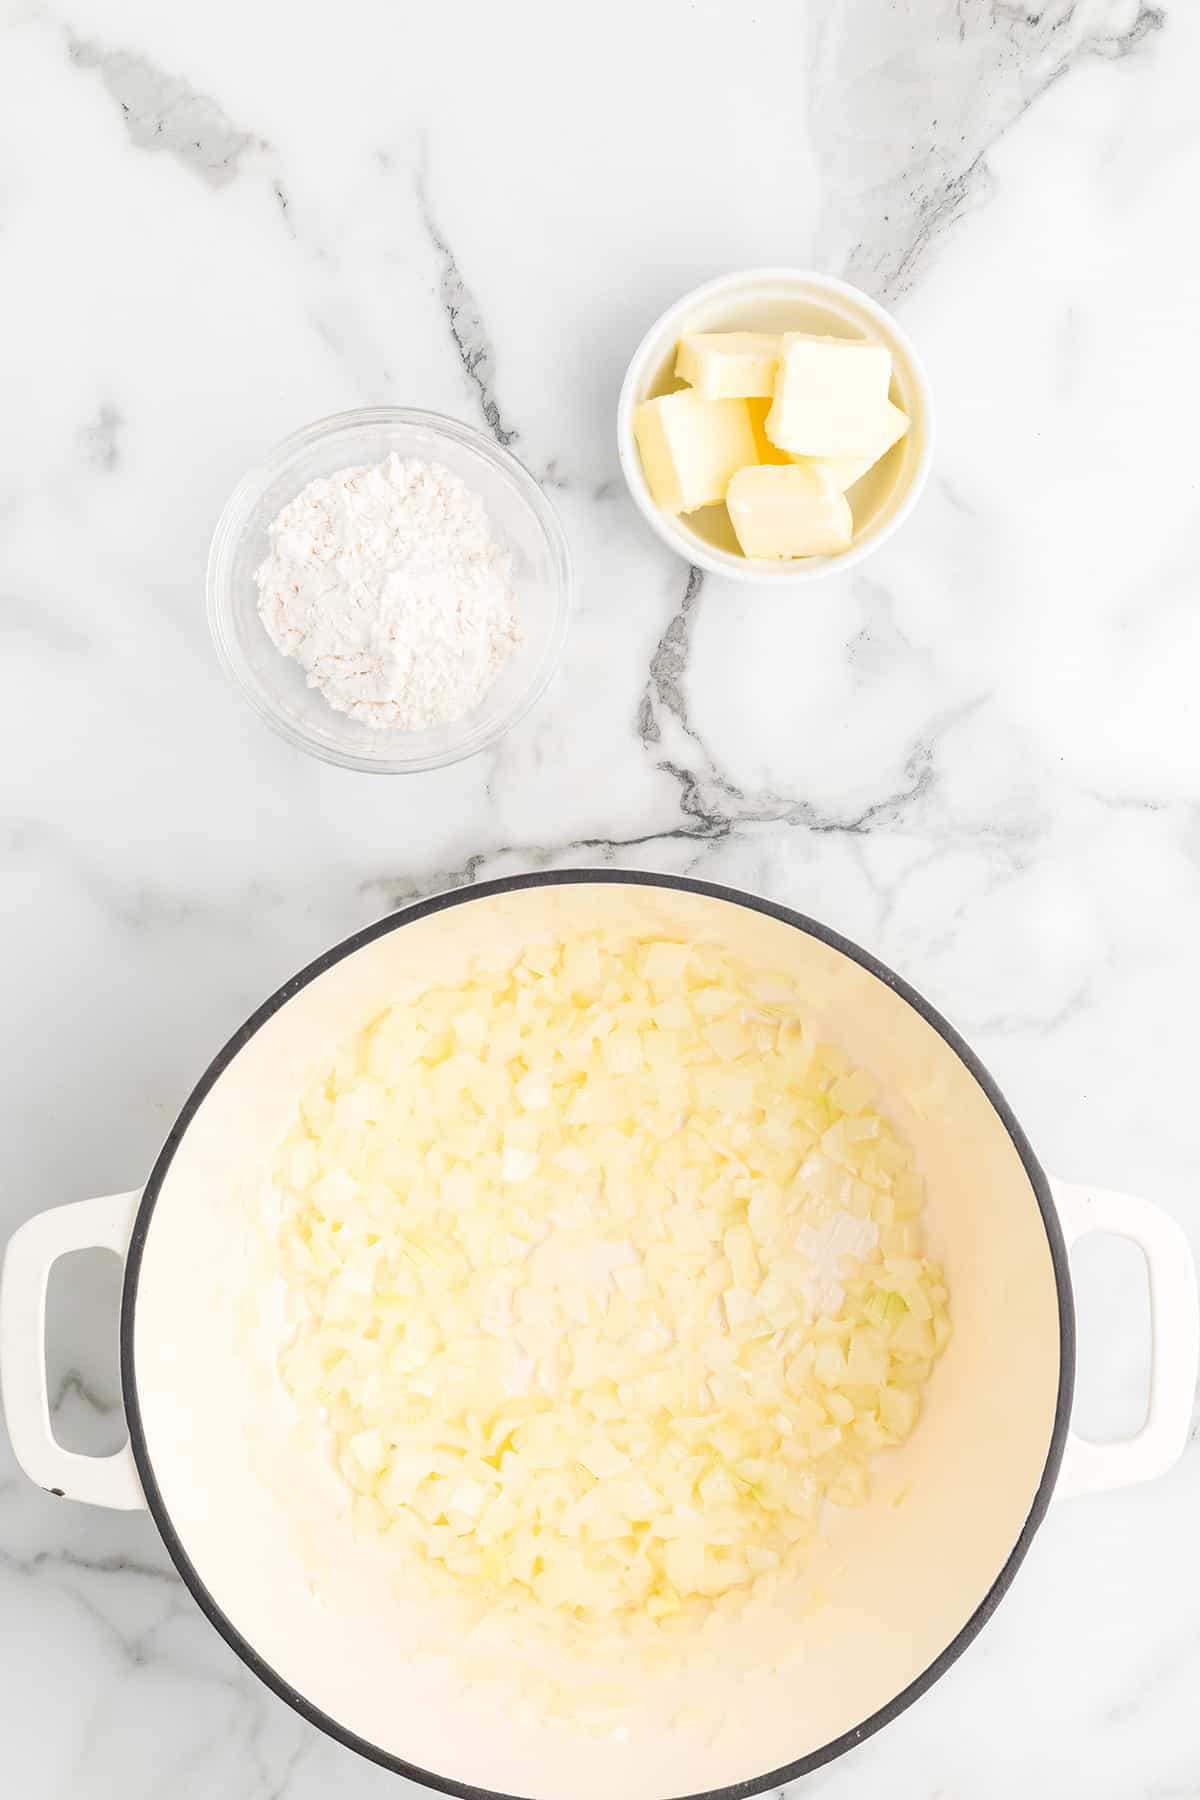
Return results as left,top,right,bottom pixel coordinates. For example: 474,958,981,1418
120,869,1075,1800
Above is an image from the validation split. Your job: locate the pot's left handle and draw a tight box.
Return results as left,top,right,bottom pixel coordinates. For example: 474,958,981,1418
1053,1178,1199,1500
0,1191,145,1509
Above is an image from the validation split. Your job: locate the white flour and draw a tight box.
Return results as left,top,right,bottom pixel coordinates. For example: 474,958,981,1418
256,453,521,730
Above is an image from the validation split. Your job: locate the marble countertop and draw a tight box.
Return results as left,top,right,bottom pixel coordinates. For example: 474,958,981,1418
3,0,1198,1794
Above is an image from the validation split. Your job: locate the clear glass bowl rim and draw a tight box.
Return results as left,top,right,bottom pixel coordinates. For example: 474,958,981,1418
206,406,573,774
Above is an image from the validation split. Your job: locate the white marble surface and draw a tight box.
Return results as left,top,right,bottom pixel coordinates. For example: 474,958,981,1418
2,0,1199,1793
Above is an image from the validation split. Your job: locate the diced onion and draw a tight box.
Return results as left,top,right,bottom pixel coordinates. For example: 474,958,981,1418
270,931,951,1628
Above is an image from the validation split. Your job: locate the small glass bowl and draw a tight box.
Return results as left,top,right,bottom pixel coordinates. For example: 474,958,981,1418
207,408,572,773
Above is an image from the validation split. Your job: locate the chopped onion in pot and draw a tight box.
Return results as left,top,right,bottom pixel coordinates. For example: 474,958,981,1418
269,932,951,1629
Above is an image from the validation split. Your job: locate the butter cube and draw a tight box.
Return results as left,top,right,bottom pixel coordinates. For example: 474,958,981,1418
800,457,875,492
765,333,893,458
675,332,781,400
633,392,759,514
726,464,853,560
786,400,911,491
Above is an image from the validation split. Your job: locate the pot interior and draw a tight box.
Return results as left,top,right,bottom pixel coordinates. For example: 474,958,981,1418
129,878,1065,1799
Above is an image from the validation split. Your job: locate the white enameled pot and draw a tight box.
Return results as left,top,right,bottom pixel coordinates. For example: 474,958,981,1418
3,873,1197,1800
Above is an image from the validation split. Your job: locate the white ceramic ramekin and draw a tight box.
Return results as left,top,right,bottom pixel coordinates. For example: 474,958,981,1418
617,269,934,585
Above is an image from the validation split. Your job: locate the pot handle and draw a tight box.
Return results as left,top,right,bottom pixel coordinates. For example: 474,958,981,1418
1052,1177,1199,1500
0,1191,145,1510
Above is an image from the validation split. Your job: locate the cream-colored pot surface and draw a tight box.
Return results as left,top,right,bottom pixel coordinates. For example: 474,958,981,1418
134,876,1063,1798
5,874,1196,1800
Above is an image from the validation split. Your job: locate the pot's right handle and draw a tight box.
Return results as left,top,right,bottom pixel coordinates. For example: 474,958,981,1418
0,1191,145,1509
1052,1177,1199,1500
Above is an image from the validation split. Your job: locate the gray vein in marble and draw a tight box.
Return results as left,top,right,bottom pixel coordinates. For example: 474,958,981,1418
813,0,1166,300
409,167,624,491
1084,2,1165,58
253,1732,314,1800
1085,788,1169,815
935,473,975,515
22,1576,154,1669
50,1369,120,1419
78,405,122,471
57,41,596,494
210,1688,306,1800
333,151,610,490
883,149,997,300
638,565,946,841
416,164,518,447
846,575,940,685
0,1516,197,1684
67,37,263,186
361,825,716,912
363,579,967,914
638,565,703,742
0,1543,177,1585
868,838,1029,950
271,177,294,234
